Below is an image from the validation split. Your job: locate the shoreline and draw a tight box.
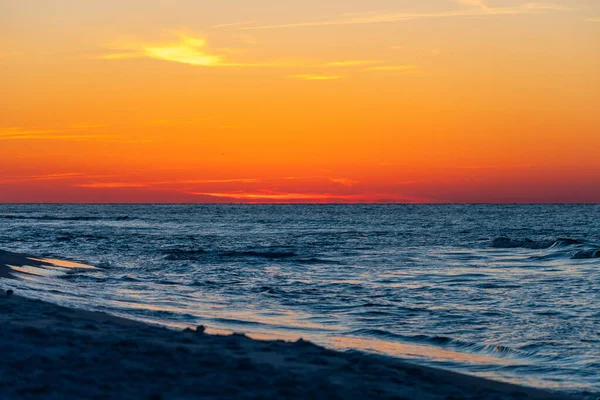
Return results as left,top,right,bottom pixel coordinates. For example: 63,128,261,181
0,293,575,400
0,250,578,399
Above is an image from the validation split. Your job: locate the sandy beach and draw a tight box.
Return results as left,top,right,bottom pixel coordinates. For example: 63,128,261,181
0,249,575,400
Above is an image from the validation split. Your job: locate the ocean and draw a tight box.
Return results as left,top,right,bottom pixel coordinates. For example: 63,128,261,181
0,204,598,397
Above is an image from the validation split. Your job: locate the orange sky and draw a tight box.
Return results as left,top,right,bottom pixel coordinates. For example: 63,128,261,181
1,0,599,203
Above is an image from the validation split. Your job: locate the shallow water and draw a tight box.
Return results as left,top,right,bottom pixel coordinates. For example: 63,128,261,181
0,204,598,397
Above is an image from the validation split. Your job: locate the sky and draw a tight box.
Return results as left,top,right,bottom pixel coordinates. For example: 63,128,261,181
1,0,599,203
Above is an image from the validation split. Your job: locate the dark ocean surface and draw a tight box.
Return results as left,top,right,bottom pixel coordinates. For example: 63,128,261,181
0,204,598,397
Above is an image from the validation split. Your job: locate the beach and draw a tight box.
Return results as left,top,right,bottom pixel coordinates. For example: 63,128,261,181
0,249,575,400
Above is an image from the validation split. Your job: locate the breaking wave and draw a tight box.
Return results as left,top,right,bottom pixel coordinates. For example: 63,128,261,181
491,237,582,249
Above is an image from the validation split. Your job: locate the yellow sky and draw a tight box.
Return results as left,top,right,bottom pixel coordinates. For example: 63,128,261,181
1,0,599,202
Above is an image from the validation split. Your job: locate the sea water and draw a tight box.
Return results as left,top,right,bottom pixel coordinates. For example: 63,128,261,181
0,204,598,397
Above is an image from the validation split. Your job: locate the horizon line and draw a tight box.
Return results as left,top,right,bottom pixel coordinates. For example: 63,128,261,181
0,202,599,206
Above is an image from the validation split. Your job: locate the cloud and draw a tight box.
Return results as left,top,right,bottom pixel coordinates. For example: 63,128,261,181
423,48,442,55
212,21,256,29
75,183,149,188
74,178,259,189
288,74,342,81
190,191,435,203
67,176,435,203
240,2,570,30
0,128,59,136
176,178,259,184
458,0,488,10
326,60,381,67
282,176,359,184
143,35,222,66
390,46,442,55
586,18,600,22
0,127,112,141
73,177,362,190
366,65,417,72
191,191,364,201
451,163,536,170
27,173,85,181
99,33,282,67
1,134,112,141
0,173,87,185
329,178,359,186
100,33,418,73
147,117,213,126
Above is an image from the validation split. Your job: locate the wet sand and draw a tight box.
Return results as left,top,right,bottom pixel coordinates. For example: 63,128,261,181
0,250,576,399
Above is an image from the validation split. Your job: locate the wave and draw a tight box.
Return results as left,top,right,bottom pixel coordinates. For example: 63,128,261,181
491,237,600,261
162,248,298,261
218,250,297,259
56,234,109,242
571,249,600,259
0,215,133,222
351,329,543,360
491,237,582,250
162,248,207,261
295,257,342,265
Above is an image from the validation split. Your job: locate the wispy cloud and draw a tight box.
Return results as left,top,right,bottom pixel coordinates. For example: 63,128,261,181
75,183,149,188
326,60,381,67
458,0,488,10
240,2,570,30
288,74,342,81
100,33,419,75
74,176,363,190
176,178,259,184
0,126,111,141
0,128,59,136
329,178,359,186
391,46,442,55
366,65,417,72
27,173,85,181
1,134,112,141
100,34,221,66
99,33,282,67
147,117,214,126
68,177,433,203
191,191,364,201
74,178,260,189
190,191,434,203
451,163,536,170
0,173,86,185
212,20,256,29
586,18,600,22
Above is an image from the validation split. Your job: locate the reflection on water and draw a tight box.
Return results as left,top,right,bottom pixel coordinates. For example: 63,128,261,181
327,336,516,368
8,264,67,277
29,257,96,269
6,256,96,278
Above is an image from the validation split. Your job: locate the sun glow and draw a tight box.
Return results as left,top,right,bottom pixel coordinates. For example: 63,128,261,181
143,35,223,66
101,34,224,66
